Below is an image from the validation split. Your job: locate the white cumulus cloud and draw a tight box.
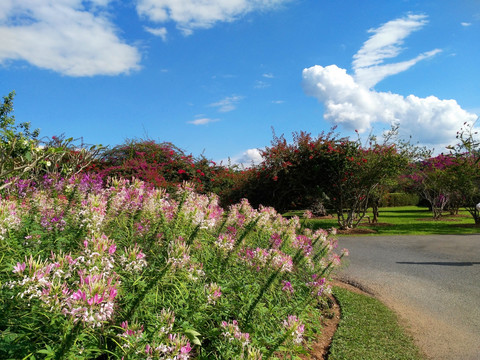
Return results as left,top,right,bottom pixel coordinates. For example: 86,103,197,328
302,64,477,148
302,13,478,150
136,0,289,35
0,1,141,76
228,148,264,167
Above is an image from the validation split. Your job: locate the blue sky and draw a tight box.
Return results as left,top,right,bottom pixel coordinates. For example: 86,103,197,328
1,0,479,165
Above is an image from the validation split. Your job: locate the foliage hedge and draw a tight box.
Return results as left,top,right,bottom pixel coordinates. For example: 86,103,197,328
380,192,420,207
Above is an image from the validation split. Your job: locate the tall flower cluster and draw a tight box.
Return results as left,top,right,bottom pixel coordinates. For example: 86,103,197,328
29,190,67,233
118,309,193,360
221,320,250,346
0,198,22,240
178,183,224,229
8,235,123,327
239,247,293,273
1,173,347,359
8,233,149,328
77,192,108,234
282,315,305,344
306,274,331,298
205,282,222,305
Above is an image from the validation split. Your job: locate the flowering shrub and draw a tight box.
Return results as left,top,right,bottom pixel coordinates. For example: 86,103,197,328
0,174,346,359
402,154,454,219
227,129,411,229
90,139,236,198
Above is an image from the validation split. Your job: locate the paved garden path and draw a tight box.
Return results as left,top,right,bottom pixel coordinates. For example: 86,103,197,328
335,234,480,360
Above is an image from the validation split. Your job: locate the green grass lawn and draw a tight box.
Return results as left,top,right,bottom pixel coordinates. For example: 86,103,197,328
329,286,424,360
286,206,480,235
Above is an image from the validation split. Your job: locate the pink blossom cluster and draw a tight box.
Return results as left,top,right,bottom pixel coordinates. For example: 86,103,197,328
328,253,342,267
30,190,68,232
226,198,257,228
221,320,250,346
215,232,236,254
9,256,118,327
119,243,147,272
118,309,192,359
270,249,294,273
9,234,148,328
306,274,327,297
282,315,305,344
239,247,293,273
77,192,108,234
205,282,222,305
177,183,224,229
62,272,118,327
144,334,192,360
293,235,313,256
167,237,205,280
167,237,191,269
0,199,22,240
281,280,294,295
269,232,282,249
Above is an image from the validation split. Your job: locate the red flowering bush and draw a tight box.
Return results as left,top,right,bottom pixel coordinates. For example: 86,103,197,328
229,129,410,229
90,139,233,196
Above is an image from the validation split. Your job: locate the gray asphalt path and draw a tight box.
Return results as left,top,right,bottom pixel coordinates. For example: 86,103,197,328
335,234,480,360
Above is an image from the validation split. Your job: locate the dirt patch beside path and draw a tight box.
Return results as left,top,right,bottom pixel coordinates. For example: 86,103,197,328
300,280,372,359
300,293,341,359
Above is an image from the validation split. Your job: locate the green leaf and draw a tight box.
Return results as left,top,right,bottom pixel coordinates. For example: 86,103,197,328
183,328,202,346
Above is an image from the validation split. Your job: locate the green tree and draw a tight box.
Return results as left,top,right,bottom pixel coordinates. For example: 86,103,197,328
407,155,456,219
243,128,413,229
0,91,42,188
446,121,480,224
0,91,102,189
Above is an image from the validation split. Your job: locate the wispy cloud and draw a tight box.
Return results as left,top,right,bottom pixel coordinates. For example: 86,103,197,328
209,95,243,112
262,73,274,78
188,117,219,125
302,14,477,150
144,26,168,41
352,14,441,88
254,80,270,89
0,1,141,76
461,22,472,27
136,0,290,35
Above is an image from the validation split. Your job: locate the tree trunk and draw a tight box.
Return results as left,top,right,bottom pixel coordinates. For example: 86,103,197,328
371,199,380,224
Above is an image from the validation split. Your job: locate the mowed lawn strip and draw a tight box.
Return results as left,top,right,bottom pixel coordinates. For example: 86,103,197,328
329,286,424,360
285,206,480,236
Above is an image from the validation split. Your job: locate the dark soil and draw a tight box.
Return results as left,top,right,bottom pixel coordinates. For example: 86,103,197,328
300,294,341,359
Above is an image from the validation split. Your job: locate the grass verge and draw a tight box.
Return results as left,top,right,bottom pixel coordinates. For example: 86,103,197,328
286,206,480,236
328,286,424,360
